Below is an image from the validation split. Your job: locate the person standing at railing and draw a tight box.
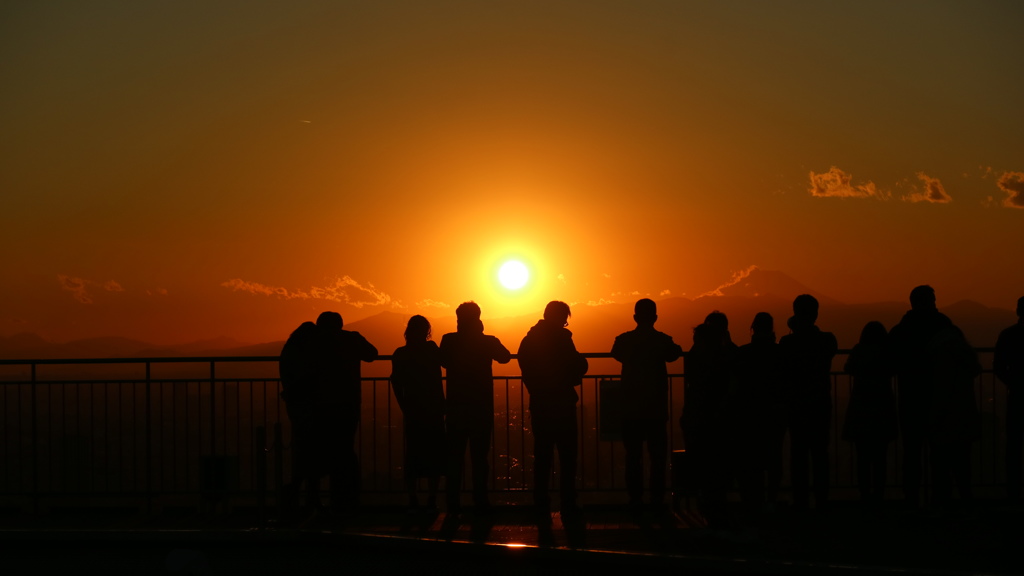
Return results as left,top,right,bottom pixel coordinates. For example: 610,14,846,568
391,315,445,513
439,302,511,516
927,325,981,514
683,312,738,529
314,311,378,515
518,301,589,520
734,312,785,514
611,298,684,516
889,285,954,509
842,321,897,505
780,294,838,512
279,321,322,513
994,296,1024,503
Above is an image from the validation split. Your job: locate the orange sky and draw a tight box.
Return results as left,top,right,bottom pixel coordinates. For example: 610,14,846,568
2,1,1022,345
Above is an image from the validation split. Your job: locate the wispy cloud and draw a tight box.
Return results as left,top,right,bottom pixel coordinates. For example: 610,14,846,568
58,275,125,304
557,274,566,284
700,265,758,298
809,167,886,199
586,298,615,306
659,289,671,296
416,299,451,310
997,171,1024,209
903,172,952,204
58,275,92,304
146,288,169,296
221,276,393,308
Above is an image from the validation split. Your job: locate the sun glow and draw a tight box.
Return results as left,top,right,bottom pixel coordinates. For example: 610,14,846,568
498,260,529,290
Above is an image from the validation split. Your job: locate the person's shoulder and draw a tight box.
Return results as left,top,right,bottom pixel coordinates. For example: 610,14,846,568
998,323,1024,340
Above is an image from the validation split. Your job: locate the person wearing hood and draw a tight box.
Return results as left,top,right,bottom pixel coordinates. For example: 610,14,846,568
889,285,955,508
779,294,838,512
518,301,589,518
439,301,511,515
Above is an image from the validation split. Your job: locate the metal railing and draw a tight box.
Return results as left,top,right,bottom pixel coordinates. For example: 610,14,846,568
0,350,1007,513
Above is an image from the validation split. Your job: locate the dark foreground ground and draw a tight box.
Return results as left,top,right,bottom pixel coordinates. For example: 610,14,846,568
2,499,1023,575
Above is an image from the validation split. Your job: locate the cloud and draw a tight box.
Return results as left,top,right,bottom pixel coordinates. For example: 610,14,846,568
700,265,758,298
586,298,615,306
58,275,126,304
997,171,1024,209
904,172,952,204
221,275,393,308
659,289,671,296
146,288,169,296
416,299,451,310
808,167,885,199
58,275,92,304
557,274,566,284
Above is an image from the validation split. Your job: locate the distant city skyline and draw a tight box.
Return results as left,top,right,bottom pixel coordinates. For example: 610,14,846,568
2,1,1022,345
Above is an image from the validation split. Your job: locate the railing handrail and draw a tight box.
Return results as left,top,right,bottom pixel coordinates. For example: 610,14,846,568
0,346,998,368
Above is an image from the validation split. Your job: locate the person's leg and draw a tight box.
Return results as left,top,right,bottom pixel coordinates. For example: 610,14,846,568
648,420,668,507
621,420,645,507
1007,391,1023,501
789,416,810,510
445,421,469,513
531,411,554,510
469,421,493,510
555,409,579,511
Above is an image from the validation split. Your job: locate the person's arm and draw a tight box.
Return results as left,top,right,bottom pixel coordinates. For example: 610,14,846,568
611,334,626,363
664,335,684,363
491,336,512,364
994,330,1015,387
357,333,378,362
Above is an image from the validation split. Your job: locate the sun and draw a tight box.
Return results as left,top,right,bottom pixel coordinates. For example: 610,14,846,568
498,260,530,290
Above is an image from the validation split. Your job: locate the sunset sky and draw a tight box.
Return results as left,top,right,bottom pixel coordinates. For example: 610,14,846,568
2,1,1022,345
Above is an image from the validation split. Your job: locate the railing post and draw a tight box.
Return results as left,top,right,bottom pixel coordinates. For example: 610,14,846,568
256,425,267,526
209,361,218,512
145,361,153,515
30,362,38,515
273,422,284,515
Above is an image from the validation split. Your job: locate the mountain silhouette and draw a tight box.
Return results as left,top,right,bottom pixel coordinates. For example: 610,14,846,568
2,271,1013,363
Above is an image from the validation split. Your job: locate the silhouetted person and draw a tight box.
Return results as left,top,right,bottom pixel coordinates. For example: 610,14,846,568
518,301,589,518
842,321,897,504
994,296,1024,502
439,302,511,515
735,312,786,513
314,311,378,513
611,298,684,512
889,285,955,508
682,311,738,528
279,321,321,511
927,325,981,513
391,315,445,512
779,294,838,511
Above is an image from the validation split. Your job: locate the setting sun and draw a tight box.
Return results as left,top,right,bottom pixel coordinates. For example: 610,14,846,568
498,260,530,290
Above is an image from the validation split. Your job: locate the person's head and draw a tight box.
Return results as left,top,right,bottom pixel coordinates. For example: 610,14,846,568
750,312,775,342
455,301,483,332
404,315,431,343
703,311,731,344
634,298,657,326
858,321,888,347
543,300,571,327
792,294,819,325
315,311,343,331
909,285,937,312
